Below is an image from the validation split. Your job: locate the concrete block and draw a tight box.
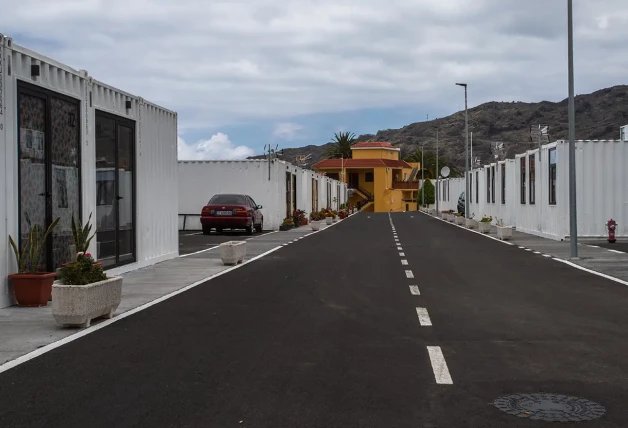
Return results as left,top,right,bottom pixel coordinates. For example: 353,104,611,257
219,241,247,265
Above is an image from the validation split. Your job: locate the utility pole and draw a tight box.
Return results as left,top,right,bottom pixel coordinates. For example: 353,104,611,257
435,126,439,216
456,83,470,218
567,0,578,258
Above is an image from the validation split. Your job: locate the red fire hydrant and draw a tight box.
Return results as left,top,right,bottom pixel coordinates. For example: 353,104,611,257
606,219,617,243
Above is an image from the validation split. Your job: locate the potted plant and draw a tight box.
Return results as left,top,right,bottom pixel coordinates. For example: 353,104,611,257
478,215,492,233
495,218,512,240
454,213,465,225
323,210,333,225
279,218,294,231
52,213,123,328
8,214,60,307
465,214,477,229
294,209,308,226
447,210,455,222
331,210,338,223
310,212,322,231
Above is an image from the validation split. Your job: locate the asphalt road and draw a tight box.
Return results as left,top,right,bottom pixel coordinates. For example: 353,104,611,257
2,213,628,427
590,241,628,253
178,230,272,255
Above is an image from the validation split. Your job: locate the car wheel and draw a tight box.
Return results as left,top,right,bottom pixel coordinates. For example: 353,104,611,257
255,220,263,233
202,226,211,235
245,223,254,235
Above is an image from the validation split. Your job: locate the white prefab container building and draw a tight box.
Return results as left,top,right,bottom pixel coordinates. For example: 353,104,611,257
438,138,628,241
0,35,178,308
178,160,347,231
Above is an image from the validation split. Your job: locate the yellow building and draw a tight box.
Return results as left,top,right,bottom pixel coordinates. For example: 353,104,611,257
312,142,420,212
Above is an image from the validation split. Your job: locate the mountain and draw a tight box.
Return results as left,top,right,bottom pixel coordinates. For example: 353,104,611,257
248,85,628,169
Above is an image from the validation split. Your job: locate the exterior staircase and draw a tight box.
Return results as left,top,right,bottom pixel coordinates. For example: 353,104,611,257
359,201,375,212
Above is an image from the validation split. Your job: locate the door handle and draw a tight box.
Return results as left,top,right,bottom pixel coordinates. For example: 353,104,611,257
116,196,124,200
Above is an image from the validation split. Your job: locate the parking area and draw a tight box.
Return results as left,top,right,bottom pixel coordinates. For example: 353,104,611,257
589,241,628,253
178,230,273,255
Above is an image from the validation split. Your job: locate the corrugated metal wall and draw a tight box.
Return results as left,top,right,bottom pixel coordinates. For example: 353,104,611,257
438,140,628,240
178,160,345,231
0,37,178,307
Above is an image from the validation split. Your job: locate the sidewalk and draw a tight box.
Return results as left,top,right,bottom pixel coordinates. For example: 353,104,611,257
426,212,628,284
0,219,346,366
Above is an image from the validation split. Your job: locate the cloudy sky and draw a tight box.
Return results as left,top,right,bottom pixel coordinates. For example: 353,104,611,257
3,0,627,159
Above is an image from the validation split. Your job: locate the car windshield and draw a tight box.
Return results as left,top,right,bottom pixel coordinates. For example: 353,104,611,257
208,194,247,205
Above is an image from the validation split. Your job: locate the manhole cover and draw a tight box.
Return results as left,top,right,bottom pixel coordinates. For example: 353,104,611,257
493,393,605,422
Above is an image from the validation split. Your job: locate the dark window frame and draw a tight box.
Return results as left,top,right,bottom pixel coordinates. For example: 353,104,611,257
501,163,506,204
491,165,496,203
520,157,526,204
529,154,536,205
549,148,557,205
95,109,137,269
486,167,491,203
17,81,83,272
364,172,374,183
475,171,479,203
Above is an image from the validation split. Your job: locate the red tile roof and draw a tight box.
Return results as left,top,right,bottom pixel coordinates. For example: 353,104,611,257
351,141,393,148
312,159,412,169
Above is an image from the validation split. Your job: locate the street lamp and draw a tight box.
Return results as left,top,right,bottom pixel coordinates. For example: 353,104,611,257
456,82,470,218
435,126,439,216
567,0,578,258
421,141,425,208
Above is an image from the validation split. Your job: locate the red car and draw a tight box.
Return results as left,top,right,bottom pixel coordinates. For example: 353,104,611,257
200,194,264,235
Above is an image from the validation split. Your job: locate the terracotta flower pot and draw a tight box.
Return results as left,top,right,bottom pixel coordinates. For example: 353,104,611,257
8,272,57,307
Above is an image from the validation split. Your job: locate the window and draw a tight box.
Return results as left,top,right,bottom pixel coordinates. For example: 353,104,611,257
469,172,473,203
209,194,248,204
475,172,479,203
520,157,526,204
486,168,491,203
491,165,496,203
501,163,506,204
365,172,374,182
529,154,536,205
549,148,557,205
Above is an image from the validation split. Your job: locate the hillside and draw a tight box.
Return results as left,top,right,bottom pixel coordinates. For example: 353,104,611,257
248,85,628,169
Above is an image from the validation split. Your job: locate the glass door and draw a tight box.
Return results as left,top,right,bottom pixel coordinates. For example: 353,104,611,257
17,84,81,272
95,112,136,269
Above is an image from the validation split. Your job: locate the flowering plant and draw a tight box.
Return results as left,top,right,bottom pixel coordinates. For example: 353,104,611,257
293,209,307,224
58,252,107,285
281,218,295,227
479,215,492,223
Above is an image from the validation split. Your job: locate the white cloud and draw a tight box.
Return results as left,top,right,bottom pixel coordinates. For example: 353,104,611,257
2,0,628,131
273,122,303,141
177,134,255,160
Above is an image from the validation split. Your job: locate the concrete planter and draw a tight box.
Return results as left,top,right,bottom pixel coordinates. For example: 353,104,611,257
496,225,513,240
465,218,477,229
325,217,333,225
478,222,492,234
52,276,123,328
455,216,465,225
332,217,338,223
219,241,247,265
311,221,321,231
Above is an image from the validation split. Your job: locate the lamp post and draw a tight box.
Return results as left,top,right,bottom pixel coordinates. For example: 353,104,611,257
421,141,425,208
567,0,578,258
435,126,439,216
456,82,470,218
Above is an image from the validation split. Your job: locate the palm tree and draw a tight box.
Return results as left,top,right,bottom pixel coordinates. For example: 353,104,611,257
323,131,356,159
404,149,461,178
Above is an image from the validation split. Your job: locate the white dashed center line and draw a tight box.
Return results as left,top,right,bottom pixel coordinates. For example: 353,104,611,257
397,246,403,251
401,259,408,265
399,252,405,257
409,285,420,295
416,307,432,326
427,346,453,385
405,270,414,279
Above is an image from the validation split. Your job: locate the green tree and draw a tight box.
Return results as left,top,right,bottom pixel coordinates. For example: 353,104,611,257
417,178,435,207
323,131,356,159
404,149,461,178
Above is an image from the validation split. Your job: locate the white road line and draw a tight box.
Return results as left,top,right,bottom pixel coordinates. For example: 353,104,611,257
525,249,532,251
397,246,403,251
401,259,408,265
182,232,203,236
405,270,414,278
543,254,552,258
416,307,432,326
554,258,628,287
608,249,625,254
518,246,526,249
179,245,219,258
427,346,453,385
399,252,405,257
0,245,284,375
409,285,420,295
588,245,600,248
533,251,541,254
422,211,514,246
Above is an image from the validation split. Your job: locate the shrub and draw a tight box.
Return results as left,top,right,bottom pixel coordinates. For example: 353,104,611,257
58,253,107,285
417,179,435,206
